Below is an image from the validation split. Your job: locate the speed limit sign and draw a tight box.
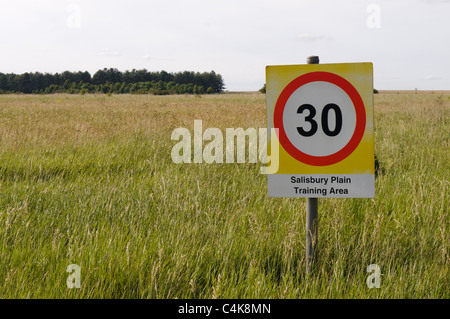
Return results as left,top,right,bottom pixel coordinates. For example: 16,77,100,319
266,63,374,198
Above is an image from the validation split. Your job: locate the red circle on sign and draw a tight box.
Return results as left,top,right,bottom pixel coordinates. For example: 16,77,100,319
273,71,366,166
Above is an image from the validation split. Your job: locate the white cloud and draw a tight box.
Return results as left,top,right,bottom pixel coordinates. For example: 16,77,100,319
97,49,121,57
420,0,450,3
295,34,331,43
425,75,442,80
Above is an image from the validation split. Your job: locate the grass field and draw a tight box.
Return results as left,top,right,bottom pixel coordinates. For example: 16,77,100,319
0,92,448,298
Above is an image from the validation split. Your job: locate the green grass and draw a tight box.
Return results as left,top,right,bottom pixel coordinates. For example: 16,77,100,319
0,93,448,298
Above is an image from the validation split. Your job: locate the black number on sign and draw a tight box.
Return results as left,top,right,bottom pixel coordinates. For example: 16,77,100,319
321,103,342,136
296,104,317,137
297,103,343,137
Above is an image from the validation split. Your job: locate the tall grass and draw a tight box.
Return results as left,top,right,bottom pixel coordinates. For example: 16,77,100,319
0,93,448,298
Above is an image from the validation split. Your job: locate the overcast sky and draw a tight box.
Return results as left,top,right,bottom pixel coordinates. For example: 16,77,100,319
0,0,449,91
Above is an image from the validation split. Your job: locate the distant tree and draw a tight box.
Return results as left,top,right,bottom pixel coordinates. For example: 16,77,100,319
136,69,148,83
92,69,106,85
178,84,187,94
0,73,7,90
92,68,122,84
160,70,173,82
207,71,225,92
118,82,126,94
43,73,55,88
0,69,225,95
259,84,266,93
63,79,72,90
129,83,138,94
166,81,176,93
61,71,74,83
155,80,166,91
80,71,91,83
15,73,33,93
68,82,78,93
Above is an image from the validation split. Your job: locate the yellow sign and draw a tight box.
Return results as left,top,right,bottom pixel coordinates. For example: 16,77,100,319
266,63,374,198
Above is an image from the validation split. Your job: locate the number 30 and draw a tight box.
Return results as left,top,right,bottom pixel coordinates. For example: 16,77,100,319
297,103,343,137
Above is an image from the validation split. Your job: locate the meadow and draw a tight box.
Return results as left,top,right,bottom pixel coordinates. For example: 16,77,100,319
0,92,448,298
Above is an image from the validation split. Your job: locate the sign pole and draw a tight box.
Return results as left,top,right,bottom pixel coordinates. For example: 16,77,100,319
305,55,319,275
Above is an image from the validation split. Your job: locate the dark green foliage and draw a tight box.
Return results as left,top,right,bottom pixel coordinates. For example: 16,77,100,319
0,69,225,95
259,83,266,93
374,154,385,177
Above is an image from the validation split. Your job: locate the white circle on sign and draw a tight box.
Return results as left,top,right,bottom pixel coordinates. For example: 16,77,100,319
282,81,356,157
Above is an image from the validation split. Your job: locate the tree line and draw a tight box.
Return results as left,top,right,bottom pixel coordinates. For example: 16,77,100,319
0,68,225,95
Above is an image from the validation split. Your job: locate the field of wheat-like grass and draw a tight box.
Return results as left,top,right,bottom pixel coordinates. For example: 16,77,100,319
0,92,448,298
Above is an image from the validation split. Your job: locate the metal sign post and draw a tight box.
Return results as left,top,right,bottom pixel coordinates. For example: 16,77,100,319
306,197,318,274
305,56,319,275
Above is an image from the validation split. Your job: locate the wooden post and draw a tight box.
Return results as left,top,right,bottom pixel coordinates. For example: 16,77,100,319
306,55,319,275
